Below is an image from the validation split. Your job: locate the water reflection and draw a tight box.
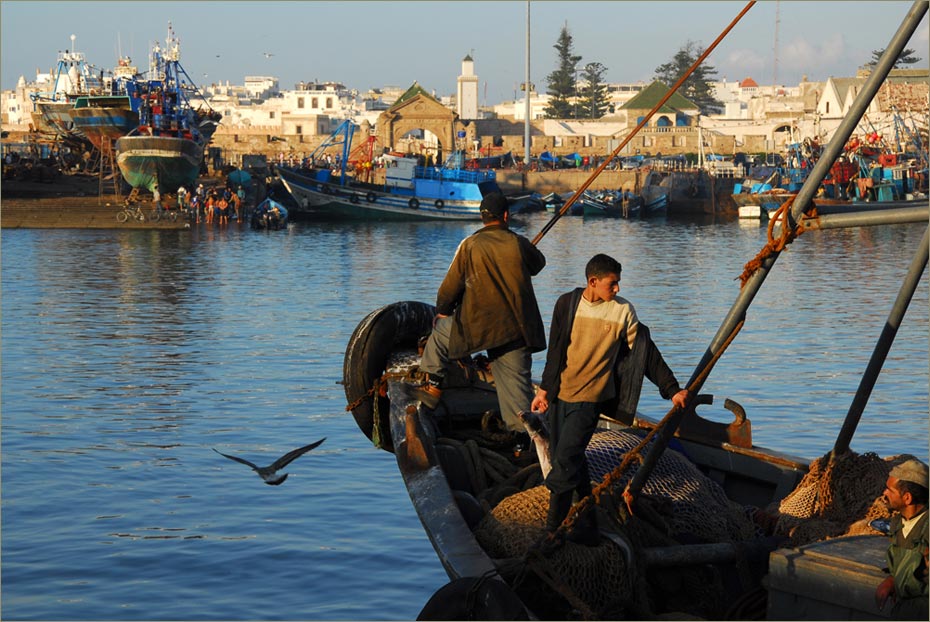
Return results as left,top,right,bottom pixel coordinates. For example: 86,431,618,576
1,217,926,620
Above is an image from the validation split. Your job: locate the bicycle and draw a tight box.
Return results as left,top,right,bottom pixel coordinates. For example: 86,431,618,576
116,204,146,223
152,207,179,222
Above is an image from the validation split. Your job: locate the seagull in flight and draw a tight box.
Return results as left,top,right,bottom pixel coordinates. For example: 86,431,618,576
213,438,326,485
263,52,274,58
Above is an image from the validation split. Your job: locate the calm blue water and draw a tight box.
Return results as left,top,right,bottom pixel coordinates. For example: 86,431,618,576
2,213,927,620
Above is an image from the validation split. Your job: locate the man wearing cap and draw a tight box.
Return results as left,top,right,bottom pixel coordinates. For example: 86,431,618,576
875,458,929,620
415,192,546,433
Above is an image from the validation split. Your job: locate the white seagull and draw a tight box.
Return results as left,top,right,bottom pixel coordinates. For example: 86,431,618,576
263,52,274,58
213,438,326,485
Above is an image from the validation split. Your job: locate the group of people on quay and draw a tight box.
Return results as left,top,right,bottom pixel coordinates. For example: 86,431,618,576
172,182,249,225
412,191,928,615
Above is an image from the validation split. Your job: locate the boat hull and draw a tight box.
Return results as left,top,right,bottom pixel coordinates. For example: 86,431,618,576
32,101,84,142
116,135,205,193
278,166,498,221
70,106,139,150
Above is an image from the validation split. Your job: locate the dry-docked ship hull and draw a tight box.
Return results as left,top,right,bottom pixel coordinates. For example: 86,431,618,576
116,135,204,193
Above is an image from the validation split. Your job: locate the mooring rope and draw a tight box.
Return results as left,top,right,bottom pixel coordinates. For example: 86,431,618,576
738,195,819,287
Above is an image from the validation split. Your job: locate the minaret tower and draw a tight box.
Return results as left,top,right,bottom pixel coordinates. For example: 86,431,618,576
456,53,479,120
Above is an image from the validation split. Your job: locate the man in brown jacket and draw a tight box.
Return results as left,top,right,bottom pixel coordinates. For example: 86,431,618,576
416,192,547,432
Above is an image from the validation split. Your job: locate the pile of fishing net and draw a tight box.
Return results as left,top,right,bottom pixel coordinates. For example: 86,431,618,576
773,450,917,547
473,429,759,618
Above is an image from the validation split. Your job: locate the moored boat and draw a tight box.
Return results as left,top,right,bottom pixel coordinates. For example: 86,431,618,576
342,4,929,619
277,121,503,221
250,198,288,230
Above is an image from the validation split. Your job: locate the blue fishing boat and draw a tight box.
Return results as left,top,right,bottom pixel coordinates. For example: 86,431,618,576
115,24,218,195
69,58,143,151
277,120,503,221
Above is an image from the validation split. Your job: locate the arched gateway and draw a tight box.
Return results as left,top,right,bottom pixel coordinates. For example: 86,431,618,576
377,83,460,158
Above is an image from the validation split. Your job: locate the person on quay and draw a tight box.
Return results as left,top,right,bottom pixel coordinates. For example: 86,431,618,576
236,185,246,219
415,192,547,434
177,185,188,213
531,253,689,545
875,458,929,620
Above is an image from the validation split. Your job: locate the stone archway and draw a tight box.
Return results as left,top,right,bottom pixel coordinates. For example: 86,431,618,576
377,84,458,157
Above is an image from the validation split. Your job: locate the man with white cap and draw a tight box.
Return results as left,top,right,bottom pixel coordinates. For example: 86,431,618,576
875,457,929,620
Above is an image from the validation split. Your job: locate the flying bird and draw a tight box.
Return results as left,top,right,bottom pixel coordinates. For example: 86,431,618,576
213,438,326,485
263,52,274,58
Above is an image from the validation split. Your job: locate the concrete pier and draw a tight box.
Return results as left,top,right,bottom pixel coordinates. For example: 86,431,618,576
2,195,190,229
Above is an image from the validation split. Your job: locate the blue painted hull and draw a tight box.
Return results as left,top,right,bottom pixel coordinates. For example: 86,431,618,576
277,166,502,221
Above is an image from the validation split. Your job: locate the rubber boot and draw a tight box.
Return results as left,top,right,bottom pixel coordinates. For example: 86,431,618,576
546,490,573,533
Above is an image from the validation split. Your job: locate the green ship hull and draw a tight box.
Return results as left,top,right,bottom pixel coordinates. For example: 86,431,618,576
116,135,205,193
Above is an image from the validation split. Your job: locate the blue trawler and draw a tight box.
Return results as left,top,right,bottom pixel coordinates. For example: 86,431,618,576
115,24,219,195
277,120,503,221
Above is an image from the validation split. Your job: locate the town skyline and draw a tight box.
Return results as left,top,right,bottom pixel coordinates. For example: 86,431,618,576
2,1,928,104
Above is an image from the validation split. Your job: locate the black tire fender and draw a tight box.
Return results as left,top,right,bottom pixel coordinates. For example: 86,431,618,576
408,197,420,210
366,192,377,203
435,199,445,209
343,301,436,452
350,194,360,204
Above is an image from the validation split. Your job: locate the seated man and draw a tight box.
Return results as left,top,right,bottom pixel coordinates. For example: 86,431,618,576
875,458,929,620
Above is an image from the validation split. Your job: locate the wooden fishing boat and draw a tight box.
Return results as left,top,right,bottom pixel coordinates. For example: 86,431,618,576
342,3,929,619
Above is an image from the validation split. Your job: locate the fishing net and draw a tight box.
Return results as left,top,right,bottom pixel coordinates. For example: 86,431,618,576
586,429,757,543
477,484,635,618
474,429,758,618
773,450,915,547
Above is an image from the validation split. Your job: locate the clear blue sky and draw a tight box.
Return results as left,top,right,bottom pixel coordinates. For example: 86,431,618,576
2,1,928,102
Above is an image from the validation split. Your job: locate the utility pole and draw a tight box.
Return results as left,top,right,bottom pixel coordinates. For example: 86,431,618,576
772,0,780,87
524,0,531,170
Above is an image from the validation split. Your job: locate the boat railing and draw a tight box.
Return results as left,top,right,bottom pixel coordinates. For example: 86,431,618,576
415,166,496,184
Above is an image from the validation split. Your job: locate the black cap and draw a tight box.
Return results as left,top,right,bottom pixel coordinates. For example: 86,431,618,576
479,192,509,218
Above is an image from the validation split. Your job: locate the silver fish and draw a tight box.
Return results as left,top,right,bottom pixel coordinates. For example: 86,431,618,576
519,410,552,478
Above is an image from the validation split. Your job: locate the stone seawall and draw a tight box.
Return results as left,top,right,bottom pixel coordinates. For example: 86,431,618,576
495,169,645,194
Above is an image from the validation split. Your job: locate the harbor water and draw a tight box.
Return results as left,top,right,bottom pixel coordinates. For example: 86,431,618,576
2,212,927,620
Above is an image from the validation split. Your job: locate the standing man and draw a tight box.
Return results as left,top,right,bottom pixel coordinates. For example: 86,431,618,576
531,253,689,545
875,458,929,620
415,192,546,434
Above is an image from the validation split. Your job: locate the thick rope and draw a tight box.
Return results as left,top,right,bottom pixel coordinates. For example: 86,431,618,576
738,196,819,287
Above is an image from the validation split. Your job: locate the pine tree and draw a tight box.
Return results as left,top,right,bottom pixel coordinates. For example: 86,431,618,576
867,47,922,68
579,62,610,119
654,41,722,114
544,24,581,119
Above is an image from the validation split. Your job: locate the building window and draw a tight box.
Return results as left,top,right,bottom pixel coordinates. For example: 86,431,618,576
298,97,304,109
326,97,333,108
825,102,830,114
269,111,275,119
312,97,318,108
296,125,302,135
